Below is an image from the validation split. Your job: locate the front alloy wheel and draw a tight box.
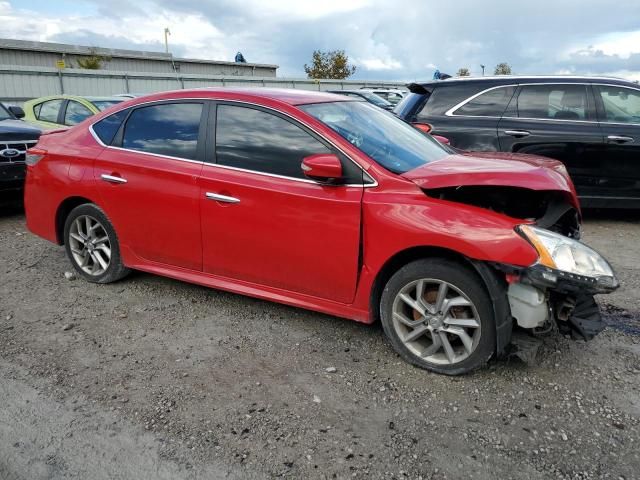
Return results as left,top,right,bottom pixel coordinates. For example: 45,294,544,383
380,258,496,375
392,279,481,365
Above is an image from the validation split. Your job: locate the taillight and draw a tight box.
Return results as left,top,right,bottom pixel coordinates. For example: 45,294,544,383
26,149,46,166
412,122,432,134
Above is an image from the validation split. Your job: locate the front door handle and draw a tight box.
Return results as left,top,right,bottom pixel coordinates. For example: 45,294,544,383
205,192,240,204
101,174,127,184
504,130,531,138
607,135,634,144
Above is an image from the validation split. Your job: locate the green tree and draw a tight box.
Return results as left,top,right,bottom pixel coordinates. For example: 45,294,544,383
494,62,512,75
304,50,356,80
76,48,111,70
456,67,471,77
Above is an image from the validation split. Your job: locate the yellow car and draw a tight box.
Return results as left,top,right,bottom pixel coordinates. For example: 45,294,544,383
23,95,125,129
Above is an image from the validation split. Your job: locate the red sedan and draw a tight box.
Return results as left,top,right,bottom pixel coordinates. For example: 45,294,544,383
24,89,618,375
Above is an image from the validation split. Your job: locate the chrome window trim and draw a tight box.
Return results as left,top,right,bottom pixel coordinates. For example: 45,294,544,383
445,82,640,126
88,97,378,188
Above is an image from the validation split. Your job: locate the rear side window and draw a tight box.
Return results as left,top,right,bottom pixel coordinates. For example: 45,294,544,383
36,99,64,123
121,103,203,160
453,86,516,117
512,84,588,120
64,101,93,126
416,84,486,119
92,109,130,145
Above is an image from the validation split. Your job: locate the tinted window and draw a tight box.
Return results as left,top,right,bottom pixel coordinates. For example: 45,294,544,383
215,105,331,179
416,84,486,119
37,99,64,123
64,101,93,126
597,85,640,124
301,101,450,175
122,103,202,160
514,84,588,120
0,103,11,121
455,86,515,117
93,109,130,145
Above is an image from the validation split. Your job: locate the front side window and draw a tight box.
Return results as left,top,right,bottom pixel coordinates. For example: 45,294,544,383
300,101,450,174
215,104,331,179
514,84,588,120
0,103,11,121
454,86,516,117
64,101,93,126
597,85,640,124
37,99,64,123
122,103,203,160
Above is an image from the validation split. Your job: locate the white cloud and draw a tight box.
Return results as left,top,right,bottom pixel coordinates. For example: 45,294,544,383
358,57,403,70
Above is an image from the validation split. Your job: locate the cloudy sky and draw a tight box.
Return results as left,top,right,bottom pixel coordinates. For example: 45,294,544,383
2,0,640,81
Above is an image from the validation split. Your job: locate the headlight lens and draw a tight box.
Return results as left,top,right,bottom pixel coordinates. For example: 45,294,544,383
519,225,616,283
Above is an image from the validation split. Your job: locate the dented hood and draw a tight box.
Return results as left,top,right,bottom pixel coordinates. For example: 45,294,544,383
401,151,577,201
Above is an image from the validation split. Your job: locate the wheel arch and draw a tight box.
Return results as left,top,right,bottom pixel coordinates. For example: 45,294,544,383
55,196,97,245
369,246,513,357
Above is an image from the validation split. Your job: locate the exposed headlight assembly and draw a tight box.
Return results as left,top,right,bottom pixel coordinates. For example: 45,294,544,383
518,225,618,290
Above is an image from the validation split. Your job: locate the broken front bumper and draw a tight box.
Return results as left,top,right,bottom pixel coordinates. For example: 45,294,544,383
506,264,619,341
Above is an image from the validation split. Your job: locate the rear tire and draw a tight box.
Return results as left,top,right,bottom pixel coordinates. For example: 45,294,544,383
380,258,496,375
63,203,130,284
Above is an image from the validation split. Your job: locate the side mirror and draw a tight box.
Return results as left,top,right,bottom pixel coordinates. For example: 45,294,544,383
8,105,25,119
432,134,450,145
301,153,343,183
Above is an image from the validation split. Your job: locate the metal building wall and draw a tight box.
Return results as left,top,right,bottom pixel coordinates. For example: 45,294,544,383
0,66,408,103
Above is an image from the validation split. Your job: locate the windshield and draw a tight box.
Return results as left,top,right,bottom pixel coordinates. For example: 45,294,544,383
359,91,392,108
91,100,124,111
0,103,12,121
300,101,450,174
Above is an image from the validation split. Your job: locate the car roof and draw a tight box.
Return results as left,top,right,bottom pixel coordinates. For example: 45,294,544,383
409,75,640,92
125,88,354,107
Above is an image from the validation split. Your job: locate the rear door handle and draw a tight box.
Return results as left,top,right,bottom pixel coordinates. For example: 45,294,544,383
205,192,240,204
504,130,531,138
607,135,634,144
101,174,127,184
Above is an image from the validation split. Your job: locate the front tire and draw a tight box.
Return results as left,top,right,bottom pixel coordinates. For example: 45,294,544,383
63,203,130,284
380,258,496,375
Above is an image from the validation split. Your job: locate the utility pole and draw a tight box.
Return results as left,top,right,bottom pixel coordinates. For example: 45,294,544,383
480,64,485,76
164,27,171,54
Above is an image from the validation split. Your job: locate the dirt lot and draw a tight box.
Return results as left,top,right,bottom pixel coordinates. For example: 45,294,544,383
1,198,639,480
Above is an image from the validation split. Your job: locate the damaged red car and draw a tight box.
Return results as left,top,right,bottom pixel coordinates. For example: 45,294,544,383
24,89,619,375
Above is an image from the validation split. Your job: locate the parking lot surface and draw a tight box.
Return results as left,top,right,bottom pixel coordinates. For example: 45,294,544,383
1,201,639,480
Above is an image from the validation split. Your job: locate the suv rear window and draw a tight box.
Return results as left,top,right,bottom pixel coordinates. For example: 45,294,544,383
510,84,588,121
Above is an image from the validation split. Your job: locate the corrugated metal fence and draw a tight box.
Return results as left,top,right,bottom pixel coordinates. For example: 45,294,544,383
0,66,408,103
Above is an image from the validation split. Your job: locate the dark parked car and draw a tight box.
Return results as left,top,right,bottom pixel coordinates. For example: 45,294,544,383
0,103,41,192
395,76,640,208
327,90,394,110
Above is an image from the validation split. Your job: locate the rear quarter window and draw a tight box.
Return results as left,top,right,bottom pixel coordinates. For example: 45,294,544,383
416,84,487,119
453,86,516,117
92,109,130,145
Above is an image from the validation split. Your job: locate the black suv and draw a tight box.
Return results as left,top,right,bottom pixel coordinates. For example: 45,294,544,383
395,76,640,208
0,103,40,193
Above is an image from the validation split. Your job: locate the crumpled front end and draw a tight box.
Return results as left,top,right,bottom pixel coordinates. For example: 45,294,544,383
500,225,618,345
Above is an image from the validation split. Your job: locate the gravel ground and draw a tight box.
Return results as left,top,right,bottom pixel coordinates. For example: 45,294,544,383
1,198,639,480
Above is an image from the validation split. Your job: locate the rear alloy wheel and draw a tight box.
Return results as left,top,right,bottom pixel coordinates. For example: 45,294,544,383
380,259,495,375
64,204,130,284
